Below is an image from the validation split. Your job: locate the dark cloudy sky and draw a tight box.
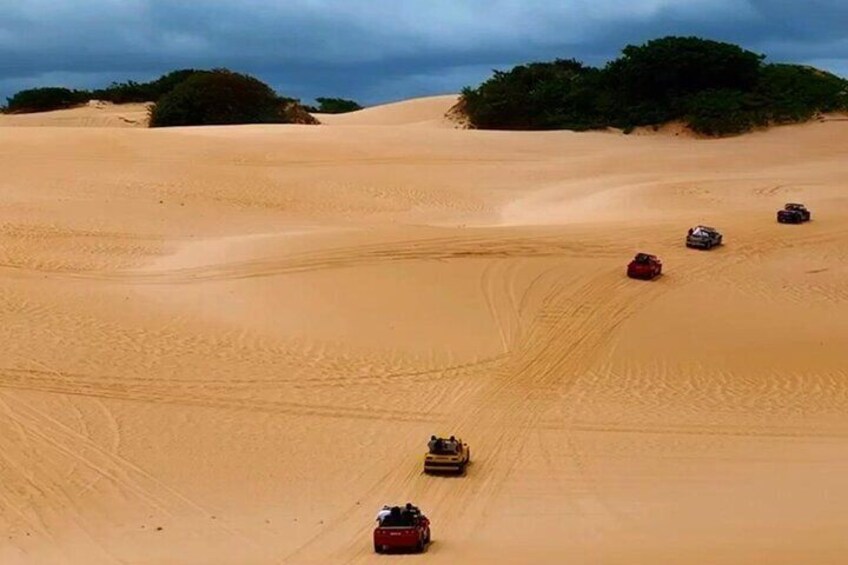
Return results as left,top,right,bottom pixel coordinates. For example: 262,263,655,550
1,0,846,105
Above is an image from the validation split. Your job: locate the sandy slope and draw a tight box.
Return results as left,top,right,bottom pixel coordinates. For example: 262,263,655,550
0,101,152,128
1,97,847,565
314,94,460,126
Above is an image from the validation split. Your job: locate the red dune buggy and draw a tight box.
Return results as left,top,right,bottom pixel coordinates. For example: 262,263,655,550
627,253,662,280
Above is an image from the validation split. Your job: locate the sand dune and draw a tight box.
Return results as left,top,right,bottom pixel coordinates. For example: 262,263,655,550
314,94,460,126
0,101,152,128
1,97,847,564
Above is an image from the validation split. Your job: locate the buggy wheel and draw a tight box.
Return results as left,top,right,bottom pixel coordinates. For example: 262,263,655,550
416,539,425,553
374,543,383,554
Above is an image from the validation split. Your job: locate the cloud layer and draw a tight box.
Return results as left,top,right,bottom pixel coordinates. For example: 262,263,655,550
1,0,846,104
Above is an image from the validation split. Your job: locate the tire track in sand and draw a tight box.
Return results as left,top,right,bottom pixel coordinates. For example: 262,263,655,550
0,367,443,424
290,260,675,561
441,267,662,534
0,232,624,284
0,392,274,563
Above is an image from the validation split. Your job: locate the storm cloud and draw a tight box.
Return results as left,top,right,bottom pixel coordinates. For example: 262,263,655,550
1,0,846,105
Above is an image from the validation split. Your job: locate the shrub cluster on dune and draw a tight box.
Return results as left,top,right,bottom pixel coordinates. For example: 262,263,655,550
3,70,200,114
5,35,845,135
461,36,848,136
148,70,287,127
2,69,363,127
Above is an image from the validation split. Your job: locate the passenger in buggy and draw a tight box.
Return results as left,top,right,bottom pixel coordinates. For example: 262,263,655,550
429,435,462,454
405,502,420,516
400,503,420,525
381,505,418,527
376,505,392,524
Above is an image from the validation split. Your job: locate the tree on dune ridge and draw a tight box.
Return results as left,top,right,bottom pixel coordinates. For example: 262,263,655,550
461,35,848,136
148,69,290,127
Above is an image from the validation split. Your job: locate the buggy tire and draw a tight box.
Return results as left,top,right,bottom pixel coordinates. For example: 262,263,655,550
374,543,383,554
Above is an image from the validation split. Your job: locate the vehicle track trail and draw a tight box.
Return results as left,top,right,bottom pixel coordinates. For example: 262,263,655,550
2,99,847,564
291,256,677,561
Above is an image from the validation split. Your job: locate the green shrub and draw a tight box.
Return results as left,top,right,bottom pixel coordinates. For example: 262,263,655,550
314,97,362,113
147,70,203,99
460,35,848,136
5,87,90,113
149,69,289,127
462,59,604,130
683,89,767,136
757,64,848,123
91,69,203,104
91,80,152,104
607,37,762,105
5,69,203,113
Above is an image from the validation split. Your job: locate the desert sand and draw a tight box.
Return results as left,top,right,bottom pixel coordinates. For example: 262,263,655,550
1,95,847,565
0,101,152,128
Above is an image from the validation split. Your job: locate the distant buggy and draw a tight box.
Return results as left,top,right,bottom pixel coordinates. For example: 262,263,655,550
627,253,662,280
424,435,470,474
777,203,811,223
686,225,723,249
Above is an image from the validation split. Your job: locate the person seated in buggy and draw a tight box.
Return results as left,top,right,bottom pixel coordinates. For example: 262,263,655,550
404,503,421,518
428,436,460,455
376,505,392,524
380,506,420,528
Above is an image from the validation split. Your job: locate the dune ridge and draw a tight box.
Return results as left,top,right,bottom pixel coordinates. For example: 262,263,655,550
313,94,460,126
1,96,847,564
0,100,152,128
